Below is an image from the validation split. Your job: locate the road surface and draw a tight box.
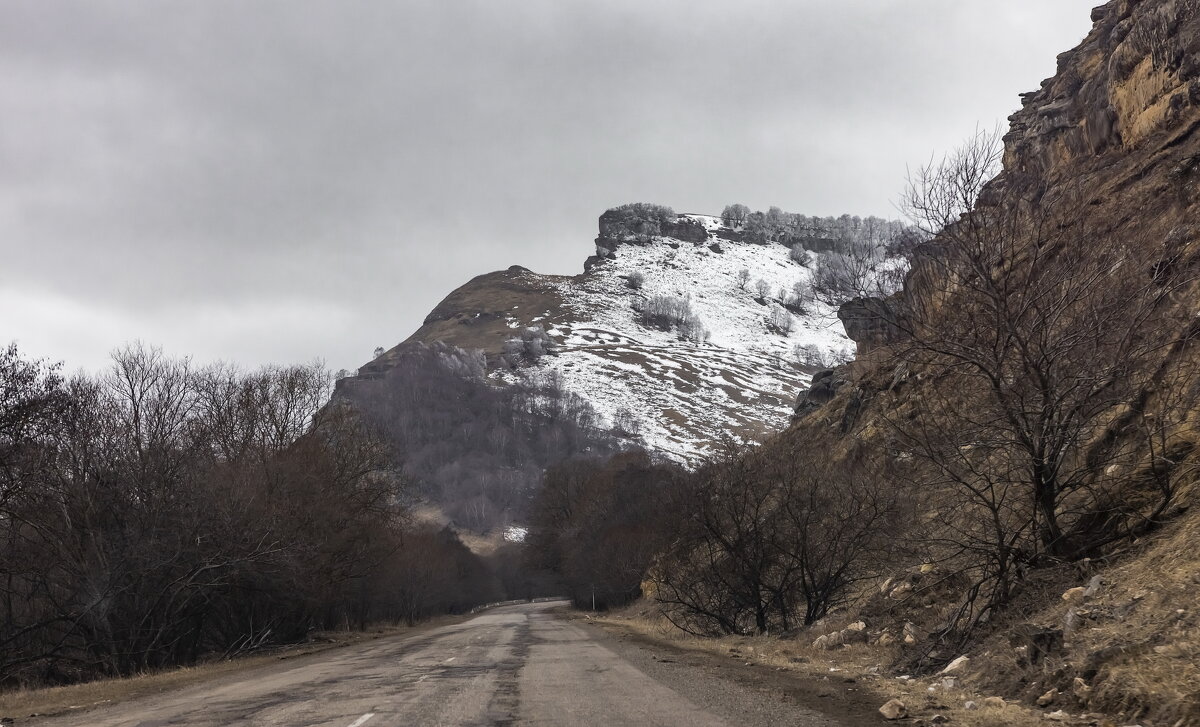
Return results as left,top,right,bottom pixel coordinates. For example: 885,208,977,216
34,601,866,726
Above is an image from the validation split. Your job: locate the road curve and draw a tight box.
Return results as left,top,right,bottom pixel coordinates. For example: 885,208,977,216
35,601,854,726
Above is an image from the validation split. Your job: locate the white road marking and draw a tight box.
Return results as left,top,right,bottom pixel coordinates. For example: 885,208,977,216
347,714,375,727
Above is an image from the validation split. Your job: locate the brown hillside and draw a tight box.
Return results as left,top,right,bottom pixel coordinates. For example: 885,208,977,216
784,1,1200,723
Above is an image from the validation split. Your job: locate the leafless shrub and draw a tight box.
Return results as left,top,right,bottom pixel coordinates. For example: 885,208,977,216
766,304,794,335
652,442,899,635
638,295,710,342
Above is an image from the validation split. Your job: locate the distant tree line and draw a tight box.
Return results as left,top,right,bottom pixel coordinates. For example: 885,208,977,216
722,206,919,306
525,451,687,610
0,343,499,688
720,204,912,250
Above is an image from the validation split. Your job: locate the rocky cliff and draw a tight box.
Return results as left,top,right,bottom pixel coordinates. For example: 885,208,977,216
787,1,1200,721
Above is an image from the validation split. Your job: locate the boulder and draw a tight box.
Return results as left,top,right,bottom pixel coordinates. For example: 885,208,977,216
812,633,840,650
903,622,922,644
940,655,970,675
1061,587,1086,603
879,699,908,720
793,369,845,417
838,297,904,357
982,697,1007,708
1036,688,1057,707
1072,677,1092,702
1045,709,1070,721
1083,575,1104,599
889,582,914,599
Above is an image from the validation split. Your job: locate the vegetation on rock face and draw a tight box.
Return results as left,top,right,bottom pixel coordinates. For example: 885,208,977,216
502,325,558,367
598,203,680,244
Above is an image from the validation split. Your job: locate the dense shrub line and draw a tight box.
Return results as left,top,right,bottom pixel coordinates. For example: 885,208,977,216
0,343,497,687
524,443,899,632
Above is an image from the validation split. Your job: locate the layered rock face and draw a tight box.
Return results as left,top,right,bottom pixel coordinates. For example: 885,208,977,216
1004,0,1200,182
839,0,1200,360
792,3,1200,716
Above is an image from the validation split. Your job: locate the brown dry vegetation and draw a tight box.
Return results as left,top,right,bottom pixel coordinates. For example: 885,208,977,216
590,609,1051,727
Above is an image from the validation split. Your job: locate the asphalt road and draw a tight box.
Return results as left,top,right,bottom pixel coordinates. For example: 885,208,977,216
34,601,860,726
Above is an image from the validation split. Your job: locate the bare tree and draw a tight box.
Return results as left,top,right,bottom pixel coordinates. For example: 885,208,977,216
652,441,898,634
767,305,793,335
885,130,1197,639
754,278,771,300
721,204,750,227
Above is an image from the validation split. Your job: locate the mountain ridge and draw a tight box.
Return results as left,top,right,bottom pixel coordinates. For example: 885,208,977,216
350,207,905,461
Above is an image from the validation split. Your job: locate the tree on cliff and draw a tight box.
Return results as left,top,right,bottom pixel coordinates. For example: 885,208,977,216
893,131,1196,623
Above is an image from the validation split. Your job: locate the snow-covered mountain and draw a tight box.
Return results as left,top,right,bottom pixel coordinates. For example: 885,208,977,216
358,206,898,462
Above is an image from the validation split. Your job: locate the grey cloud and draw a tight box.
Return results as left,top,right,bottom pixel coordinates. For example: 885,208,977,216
0,0,1098,372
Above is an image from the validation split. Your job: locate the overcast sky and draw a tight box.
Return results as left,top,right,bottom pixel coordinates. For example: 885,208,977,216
2,1,1098,374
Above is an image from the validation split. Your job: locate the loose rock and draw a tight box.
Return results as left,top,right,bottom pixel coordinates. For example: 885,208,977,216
1072,677,1092,701
1062,587,1086,603
903,622,921,644
879,699,908,720
982,696,1007,708
1037,688,1057,707
890,582,914,599
963,701,978,710
940,655,970,675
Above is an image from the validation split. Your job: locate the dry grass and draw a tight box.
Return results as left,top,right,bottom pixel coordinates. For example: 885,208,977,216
588,609,1051,727
1054,510,1200,725
0,618,464,722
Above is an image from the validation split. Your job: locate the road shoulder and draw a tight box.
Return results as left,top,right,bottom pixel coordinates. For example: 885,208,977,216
1,614,474,724
570,611,887,726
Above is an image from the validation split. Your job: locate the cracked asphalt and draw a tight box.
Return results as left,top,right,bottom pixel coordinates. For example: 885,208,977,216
33,601,862,726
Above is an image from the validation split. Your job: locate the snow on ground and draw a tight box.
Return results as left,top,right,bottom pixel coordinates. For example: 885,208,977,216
517,215,855,463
